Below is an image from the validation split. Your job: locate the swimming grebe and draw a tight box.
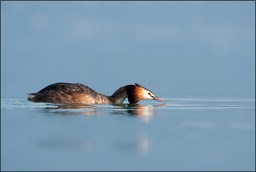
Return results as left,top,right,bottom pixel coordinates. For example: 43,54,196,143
27,82,165,104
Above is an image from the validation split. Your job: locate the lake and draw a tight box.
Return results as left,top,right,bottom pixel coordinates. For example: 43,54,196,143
1,1,255,171
1,97,255,171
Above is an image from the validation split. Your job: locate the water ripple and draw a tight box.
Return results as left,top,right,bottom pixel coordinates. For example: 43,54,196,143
1,98,254,111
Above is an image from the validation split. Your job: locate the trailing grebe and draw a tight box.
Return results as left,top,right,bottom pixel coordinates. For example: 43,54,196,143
27,82,165,104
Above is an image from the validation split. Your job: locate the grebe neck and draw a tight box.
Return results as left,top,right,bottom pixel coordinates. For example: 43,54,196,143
109,86,128,104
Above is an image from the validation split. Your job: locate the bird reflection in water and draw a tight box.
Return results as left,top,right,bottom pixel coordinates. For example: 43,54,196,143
127,104,165,123
43,103,98,116
42,102,166,122
38,103,165,155
112,103,166,123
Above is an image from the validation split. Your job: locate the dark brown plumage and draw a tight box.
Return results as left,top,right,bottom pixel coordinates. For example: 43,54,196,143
28,82,164,104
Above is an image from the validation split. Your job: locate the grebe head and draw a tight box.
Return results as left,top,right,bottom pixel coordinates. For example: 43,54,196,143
126,83,165,104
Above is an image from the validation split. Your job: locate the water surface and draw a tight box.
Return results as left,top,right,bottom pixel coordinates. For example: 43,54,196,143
2,2,254,171
1,98,255,171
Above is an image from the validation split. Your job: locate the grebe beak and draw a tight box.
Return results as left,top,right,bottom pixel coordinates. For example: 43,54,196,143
152,95,165,102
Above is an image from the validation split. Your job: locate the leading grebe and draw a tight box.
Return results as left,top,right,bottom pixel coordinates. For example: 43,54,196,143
27,82,165,104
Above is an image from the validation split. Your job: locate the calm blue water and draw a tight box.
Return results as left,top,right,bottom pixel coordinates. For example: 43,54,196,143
1,1,255,171
1,98,255,171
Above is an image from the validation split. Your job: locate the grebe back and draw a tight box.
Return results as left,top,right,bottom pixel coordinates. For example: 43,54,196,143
28,82,164,104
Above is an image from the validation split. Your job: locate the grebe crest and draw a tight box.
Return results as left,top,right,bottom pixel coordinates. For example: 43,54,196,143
28,82,165,105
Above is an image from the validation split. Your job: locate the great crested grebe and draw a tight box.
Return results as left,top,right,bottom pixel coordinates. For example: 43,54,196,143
27,82,165,104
